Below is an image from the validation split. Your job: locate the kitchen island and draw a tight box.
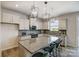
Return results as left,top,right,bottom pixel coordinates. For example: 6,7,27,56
19,34,60,57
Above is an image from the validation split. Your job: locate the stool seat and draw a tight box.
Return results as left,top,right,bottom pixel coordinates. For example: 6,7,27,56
32,52,47,57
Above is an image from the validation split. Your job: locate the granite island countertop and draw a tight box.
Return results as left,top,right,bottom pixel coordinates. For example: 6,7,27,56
19,35,59,53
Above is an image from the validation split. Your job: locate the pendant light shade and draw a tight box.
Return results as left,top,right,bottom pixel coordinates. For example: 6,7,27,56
31,2,39,18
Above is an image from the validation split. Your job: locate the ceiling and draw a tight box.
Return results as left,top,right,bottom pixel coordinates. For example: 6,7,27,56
1,1,79,19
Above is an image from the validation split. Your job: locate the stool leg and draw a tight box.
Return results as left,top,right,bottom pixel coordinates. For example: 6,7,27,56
58,45,62,57
52,49,55,57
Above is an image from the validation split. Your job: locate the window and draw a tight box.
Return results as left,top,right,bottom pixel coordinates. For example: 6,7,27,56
48,18,59,31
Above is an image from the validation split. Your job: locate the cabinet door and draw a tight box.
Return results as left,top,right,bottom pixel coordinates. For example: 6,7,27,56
24,19,29,30
19,16,29,30
1,24,18,50
42,21,48,29
19,19,25,29
2,13,13,23
59,19,66,29
30,18,37,26
12,15,20,24
30,18,43,29
36,20,42,29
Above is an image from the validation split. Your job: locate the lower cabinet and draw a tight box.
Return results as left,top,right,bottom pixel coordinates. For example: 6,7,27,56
1,24,19,50
60,35,67,47
19,44,32,57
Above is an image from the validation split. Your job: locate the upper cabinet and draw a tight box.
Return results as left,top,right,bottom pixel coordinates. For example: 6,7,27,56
19,17,29,30
42,21,48,29
37,20,43,29
24,19,29,30
12,14,20,24
2,12,13,23
30,18,43,29
59,19,66,30
30,18,37,26
57,16,67,30
2,9,29,30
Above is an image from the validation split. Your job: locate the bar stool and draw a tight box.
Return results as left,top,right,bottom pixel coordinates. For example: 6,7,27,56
49,42,56,57
32,52,47,57
42,43,56,57
42,46,51,56
54,39,62,57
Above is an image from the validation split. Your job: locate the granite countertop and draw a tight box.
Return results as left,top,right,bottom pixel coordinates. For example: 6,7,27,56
19,35,59,53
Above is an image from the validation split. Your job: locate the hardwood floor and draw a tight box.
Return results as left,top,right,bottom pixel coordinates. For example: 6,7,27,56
2,47,20,57
2,46,79,57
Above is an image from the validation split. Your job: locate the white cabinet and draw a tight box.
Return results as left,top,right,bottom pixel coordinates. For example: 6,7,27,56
59,19,66,29
37,20,42,29
12,14,29,30
2,12,20,24
2,12,13,23
30,18,37,26
57,16,66,30
19,18,29,30
42,21,48,29
30,18,43,29
67,15,77,47
1,24,18,50
12,15,20,24
24,19,29,29
19,19,25,29
2,9,29,30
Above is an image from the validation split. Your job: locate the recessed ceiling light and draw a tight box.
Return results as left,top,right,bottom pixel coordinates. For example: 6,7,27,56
16,4,19,7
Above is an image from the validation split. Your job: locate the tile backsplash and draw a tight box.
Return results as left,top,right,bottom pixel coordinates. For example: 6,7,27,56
19,29,49,36
19,30,41,36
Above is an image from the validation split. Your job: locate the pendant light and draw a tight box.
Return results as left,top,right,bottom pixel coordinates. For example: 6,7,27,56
43,1,50,19
31,1,39,18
